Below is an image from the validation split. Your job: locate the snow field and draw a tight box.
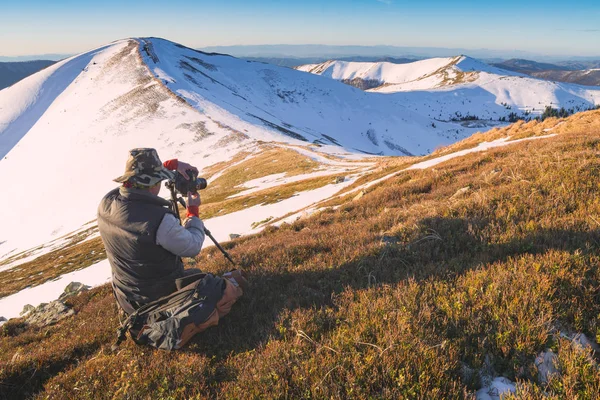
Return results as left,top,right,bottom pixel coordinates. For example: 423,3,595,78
0,259,111,320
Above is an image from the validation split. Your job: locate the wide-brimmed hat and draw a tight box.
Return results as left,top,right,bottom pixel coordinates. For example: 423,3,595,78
113,148,175,186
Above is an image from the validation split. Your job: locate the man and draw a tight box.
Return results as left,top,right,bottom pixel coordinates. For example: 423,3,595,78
98,148,246,350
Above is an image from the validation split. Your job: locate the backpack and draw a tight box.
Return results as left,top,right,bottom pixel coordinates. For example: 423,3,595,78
112,272,243,351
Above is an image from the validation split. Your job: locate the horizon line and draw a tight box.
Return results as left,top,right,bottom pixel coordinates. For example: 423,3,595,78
1,39,599,60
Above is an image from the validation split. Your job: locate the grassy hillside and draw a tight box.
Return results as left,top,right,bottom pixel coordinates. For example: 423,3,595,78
2,111,600,398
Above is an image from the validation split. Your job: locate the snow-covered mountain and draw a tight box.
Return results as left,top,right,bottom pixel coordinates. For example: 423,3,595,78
0,37,488,264
297,57,600,120
0,37,597,265
296,56,523,91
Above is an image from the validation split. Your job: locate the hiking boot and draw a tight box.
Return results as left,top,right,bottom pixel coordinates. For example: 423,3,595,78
222,269,249,292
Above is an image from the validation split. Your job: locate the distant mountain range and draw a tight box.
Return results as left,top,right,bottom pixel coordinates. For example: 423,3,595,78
241,54,600,86
531,70,600,86
199,44,600,62
296,57,600,119
0,60,56,90
492,59,573,73
244,56,600,85
493,59,600,86
244,56,418,68
0,54,70,62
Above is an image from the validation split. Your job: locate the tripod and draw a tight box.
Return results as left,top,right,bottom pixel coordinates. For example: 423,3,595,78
165,181,237,267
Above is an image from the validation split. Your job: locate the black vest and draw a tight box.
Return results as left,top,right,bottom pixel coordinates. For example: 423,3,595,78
97,187,183,312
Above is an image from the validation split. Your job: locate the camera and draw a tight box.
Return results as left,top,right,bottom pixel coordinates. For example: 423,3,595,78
174,169,207,194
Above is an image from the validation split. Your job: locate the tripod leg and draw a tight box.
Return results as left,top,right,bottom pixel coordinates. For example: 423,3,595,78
204,228,237,267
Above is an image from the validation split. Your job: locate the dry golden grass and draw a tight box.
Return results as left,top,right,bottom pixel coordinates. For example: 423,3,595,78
201,146,321,204
195,145,368,219
2,112,600,399
433,108,600,157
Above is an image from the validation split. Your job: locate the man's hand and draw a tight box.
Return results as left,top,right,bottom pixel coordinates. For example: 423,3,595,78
177,161,198,180
187,191,201,207
186,191,201,218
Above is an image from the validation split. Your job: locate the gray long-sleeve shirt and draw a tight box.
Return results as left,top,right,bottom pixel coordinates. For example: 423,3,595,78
156,213,205,257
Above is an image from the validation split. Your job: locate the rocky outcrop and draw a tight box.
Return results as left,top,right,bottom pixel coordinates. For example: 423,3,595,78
59,281,90,299
20,304,35,316
11,282,89,328
25,301,74,327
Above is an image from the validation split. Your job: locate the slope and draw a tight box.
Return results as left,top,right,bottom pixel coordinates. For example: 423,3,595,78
137,38,477,155
1,109,599,399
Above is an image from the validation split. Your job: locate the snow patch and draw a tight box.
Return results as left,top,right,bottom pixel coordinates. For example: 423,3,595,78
476,377,516,400
0,259,111,320
201,177,357,246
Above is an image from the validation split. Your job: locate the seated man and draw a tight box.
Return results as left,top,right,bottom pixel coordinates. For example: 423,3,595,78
98,148,245,350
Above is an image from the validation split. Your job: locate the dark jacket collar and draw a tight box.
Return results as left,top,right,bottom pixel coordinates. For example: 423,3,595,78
118,187,172,208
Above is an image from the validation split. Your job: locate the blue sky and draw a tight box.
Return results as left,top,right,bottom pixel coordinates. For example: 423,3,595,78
1,0,599,57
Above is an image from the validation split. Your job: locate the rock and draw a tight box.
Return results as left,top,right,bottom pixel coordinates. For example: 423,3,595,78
25,300,74,327
535,349,559,385
560,331,600,354
451,186,471,199
0,316,6,327
20,304,35,316
333,176,345,184
229,233,241,240
59,281,90,299
353,191,365,201
572,333,600,353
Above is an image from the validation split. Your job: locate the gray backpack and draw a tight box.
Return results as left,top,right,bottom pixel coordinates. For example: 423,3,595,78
112,272,243,351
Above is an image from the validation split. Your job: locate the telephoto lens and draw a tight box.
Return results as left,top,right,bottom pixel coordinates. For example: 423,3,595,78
195,178,207,191
174,170,208,194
